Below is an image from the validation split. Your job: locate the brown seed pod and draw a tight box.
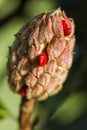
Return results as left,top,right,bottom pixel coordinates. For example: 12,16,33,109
7,8,75,101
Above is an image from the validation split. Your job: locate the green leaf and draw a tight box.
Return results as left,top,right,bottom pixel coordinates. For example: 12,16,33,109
25,0,55,18
52,91,87,124
0,99,10,119
0,118,18,130
0,0,20,19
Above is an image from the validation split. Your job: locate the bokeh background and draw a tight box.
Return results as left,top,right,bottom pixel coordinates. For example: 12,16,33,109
0,0,87,130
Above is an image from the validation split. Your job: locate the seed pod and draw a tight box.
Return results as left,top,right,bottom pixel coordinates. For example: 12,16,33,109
7,8,75,100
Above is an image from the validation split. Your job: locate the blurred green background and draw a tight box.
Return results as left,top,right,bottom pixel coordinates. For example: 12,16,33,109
0,0,87,130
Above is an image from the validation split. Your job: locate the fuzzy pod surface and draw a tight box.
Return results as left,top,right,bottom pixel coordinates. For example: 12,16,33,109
7,8,75,100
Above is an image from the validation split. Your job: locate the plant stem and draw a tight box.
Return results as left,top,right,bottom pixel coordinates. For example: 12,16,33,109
18,97,35,130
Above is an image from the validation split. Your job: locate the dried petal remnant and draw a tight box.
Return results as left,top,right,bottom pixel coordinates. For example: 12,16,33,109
7,8,75,100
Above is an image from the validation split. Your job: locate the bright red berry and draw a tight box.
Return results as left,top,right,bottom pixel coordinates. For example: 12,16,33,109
62,20,71,36
39,52,47,66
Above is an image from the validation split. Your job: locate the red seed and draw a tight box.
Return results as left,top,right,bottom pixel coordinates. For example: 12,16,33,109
62,20,71,36
39,52,47,66
20,89,25,97
62,20,68,30
20,85,27,97
64,28,71,36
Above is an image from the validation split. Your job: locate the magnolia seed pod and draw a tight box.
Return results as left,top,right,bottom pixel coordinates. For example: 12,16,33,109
7,8,75,101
